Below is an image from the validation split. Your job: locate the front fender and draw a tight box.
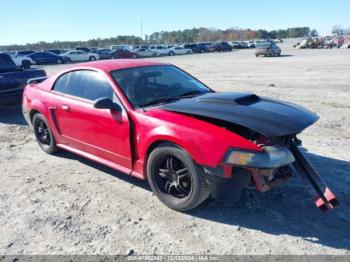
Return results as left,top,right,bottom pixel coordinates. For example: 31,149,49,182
134,109,261,168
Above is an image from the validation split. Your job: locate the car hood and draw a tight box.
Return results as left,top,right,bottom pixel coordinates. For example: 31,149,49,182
158,92,319,137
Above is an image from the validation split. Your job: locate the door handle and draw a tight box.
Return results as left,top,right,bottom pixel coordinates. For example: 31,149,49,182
62,105,70,111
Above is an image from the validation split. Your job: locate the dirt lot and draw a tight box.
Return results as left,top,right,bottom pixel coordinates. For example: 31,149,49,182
1,43,350,255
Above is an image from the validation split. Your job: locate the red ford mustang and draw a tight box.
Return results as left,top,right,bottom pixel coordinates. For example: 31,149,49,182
22,60,339,212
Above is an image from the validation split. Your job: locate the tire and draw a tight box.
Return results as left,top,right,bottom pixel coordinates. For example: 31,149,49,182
147,143,210,212
21,60,31,69
57,58,63,64
89,56,96,61
32,113,58,154
168,51,175,56
67,58,72,63
277,52,281,57
152,53,157,57
186,51,191,54
132,54,137,59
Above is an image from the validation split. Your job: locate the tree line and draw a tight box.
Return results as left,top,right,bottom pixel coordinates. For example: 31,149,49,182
0,27,315,51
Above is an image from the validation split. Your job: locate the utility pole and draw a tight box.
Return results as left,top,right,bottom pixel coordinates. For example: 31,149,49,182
140,20,143,40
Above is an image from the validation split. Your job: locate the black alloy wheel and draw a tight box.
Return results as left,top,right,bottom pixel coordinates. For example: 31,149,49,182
147,143,210,211
157,155,192,198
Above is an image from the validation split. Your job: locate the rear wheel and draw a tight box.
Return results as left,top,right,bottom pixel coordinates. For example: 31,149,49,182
168,51,175,56
89,56,96,61
32,113,58,154
147,143,210,211
56,58,63,64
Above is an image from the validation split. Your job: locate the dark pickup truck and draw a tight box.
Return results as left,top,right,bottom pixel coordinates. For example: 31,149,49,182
0,53,46,106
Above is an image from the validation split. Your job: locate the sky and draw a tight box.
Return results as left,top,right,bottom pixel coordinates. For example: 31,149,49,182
0,0,349,45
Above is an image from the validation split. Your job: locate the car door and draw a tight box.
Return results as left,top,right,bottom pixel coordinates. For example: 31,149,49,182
32,53,44,64
175,47,183,55
52,70,132,171
46,53,57,63
67,51,77,62
75,51,84,61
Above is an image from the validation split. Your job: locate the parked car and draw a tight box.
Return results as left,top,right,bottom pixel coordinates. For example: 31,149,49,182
239,41,249,48
92,49,113,60
28,52,69,64
168,46,192,55
246,40,256,48
230,41,241,49
111,45,133,51
183,44,209,53
112,49,136,59
149,45,171,56
0,53,46,106
61,50,99,62
131,48,157,58
255,43,281,57
22,60,339,212
210,42,233,52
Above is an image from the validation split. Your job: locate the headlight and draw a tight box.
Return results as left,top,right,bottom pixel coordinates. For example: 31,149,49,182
224,146,295,169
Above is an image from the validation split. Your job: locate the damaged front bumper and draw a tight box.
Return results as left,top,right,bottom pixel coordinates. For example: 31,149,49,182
217,142,339,211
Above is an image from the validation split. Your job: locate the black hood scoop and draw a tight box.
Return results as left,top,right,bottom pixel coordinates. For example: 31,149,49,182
159,92,319,137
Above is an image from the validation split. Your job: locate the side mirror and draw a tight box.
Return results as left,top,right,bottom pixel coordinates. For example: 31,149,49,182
93,97,121,112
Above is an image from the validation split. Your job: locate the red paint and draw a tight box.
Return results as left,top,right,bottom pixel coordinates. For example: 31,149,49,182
23,60,260,180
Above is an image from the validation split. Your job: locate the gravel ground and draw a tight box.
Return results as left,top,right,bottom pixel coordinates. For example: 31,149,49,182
0,42,349,255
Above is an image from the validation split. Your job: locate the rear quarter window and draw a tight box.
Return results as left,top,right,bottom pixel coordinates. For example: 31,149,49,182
53,73,69,93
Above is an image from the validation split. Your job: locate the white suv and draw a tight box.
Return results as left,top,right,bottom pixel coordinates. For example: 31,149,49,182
149,45,171,56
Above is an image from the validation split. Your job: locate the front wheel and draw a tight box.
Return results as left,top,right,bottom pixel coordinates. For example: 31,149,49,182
33,113,58,154
89,56,96,61
56,58,63,64
147,143,210,211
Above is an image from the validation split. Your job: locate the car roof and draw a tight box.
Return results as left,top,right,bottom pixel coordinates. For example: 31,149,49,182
69,59,169,73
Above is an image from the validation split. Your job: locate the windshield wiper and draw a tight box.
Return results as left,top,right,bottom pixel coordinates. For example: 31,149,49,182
140,90,210,108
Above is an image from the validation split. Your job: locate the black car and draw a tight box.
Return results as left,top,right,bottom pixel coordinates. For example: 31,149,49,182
183,44,209,53
211,42,233,52
28,52,69,64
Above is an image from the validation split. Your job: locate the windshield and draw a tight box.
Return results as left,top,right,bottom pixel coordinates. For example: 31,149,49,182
110,65,211,108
